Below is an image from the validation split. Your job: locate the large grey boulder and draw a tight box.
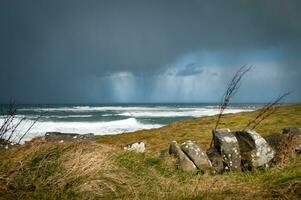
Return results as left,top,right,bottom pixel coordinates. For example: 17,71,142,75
235,130,274,169
45,132,95,142
212,128,241,171
180,140,212,174
169,141,197,172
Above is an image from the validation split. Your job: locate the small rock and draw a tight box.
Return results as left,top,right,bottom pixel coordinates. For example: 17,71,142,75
0,139,16,150
212,128,241,171
296,144,301,154
159,148,169,158
169,141,197,172
124,141,146,153
282,127,301,135
282,127,301,153
206,147,224,174
180,140,212,174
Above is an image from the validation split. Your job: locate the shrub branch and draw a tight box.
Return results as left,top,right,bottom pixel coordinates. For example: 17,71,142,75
214,65,252,130
244,92,292,130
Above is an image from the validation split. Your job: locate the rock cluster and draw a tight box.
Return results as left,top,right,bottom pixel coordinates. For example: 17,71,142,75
169,140,211,173
180,140,212,173
168,127,300,174
211,128,275,172
123,127,300,174
45,132,95,142
169,141,197,172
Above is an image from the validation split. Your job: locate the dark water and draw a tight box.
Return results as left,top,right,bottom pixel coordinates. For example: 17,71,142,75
0,103,261,142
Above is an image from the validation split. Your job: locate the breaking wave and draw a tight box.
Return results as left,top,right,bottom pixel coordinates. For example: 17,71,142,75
116,108,251,118
0,118,162,143
1,104,257,143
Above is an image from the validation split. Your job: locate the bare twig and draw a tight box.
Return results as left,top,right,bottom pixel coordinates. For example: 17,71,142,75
18,115,40,144
215,65,252,130
0,101,41,146
244,92,292,130
210,65,252,148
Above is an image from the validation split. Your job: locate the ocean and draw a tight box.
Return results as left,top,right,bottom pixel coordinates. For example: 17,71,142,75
0,103,260,142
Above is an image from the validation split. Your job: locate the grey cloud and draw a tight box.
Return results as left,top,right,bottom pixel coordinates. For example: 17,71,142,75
0,0,300,103
174,64,204,77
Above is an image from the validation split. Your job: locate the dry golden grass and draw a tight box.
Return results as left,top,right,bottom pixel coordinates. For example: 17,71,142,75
0,141,130,199
0,103,300,199
0,139,300,199
272,133,301,167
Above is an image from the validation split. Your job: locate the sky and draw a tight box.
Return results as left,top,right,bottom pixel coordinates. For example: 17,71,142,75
0,0,301,104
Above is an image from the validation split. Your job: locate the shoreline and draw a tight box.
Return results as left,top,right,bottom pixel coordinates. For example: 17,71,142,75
1,103,300,199
12,104,255,143
95,103,301,151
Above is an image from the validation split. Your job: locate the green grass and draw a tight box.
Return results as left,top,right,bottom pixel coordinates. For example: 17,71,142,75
113,151,301,199
96,103,301,152
0,103,300,199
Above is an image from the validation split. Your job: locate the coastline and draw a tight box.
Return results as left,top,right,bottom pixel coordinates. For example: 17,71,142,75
4,103,255,143
96,103,301,151
1,103,300,199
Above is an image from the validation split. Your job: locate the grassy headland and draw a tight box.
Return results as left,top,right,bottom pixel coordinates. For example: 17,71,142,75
0,103,300,199
96,103,301,152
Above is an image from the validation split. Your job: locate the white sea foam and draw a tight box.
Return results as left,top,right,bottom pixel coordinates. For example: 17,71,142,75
117,108,252,118
2,104,255,143
0,114,93,119
18,106,171,112
19,105,256,113
43,115,93,119
0,118,162,143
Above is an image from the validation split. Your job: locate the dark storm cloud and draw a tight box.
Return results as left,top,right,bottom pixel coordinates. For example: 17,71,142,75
0,0,300,103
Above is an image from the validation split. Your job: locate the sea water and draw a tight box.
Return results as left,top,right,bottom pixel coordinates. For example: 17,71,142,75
0,103,260,142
